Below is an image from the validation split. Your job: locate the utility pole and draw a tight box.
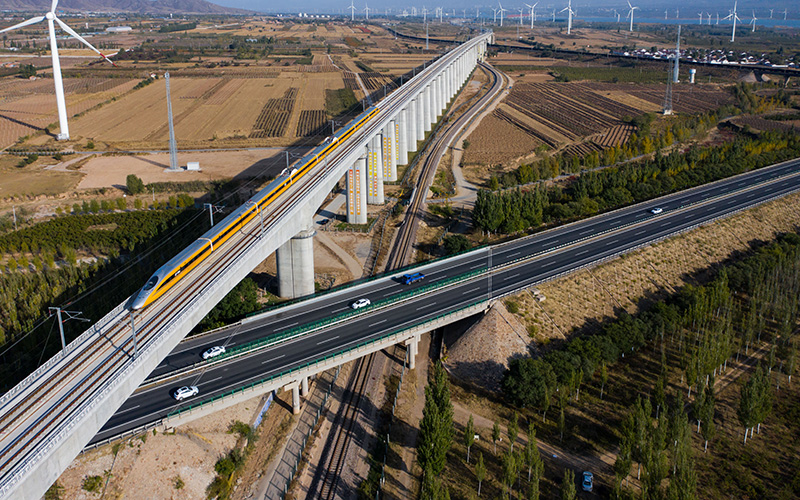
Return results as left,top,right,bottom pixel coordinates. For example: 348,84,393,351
204,203,215,226
49,307,89,355
165,72,179,171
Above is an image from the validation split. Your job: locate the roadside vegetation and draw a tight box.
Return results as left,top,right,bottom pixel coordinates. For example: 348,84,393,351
434,230,800,499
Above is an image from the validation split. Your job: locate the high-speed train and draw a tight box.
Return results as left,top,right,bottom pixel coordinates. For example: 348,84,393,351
129,106,381,310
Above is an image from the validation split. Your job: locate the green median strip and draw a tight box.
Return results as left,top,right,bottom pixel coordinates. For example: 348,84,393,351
167,298,488,419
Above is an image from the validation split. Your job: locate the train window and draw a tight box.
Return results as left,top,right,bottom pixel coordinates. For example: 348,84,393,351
143,276,159,291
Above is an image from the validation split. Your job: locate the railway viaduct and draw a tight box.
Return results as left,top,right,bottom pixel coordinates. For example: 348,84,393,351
0,32,492,500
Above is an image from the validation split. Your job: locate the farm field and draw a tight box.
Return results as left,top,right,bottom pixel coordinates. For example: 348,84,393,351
463,81,733,167
0,76,138,147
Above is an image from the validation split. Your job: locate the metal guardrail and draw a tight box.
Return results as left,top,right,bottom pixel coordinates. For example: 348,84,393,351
142,267,487,388
166,299,488,420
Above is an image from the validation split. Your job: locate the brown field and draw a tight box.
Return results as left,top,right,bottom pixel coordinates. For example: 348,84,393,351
494,25,667,52
463,80,733,168
0,75,138,146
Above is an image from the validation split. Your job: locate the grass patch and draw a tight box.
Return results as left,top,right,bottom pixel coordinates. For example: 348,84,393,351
325,88,359,117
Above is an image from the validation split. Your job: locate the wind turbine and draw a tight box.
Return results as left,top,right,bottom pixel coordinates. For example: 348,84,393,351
665,9,668,20
560,0,575,34
676,8,679,19
348,0,356,21
422,5,428,23
492,7,498,23
698,12,703,24
552,9,556,22
626,1,639,32
498,1,508,26
476,7,480,19
615,10,621,22
750,10,757,31
364,2,370,20
783,8,787,20
518,7,525,26
722,2,741,42
0,0,115,141
525,2,539,28
707,12,712,25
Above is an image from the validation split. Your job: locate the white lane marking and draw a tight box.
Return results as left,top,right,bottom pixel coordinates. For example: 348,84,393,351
575,249,588,256
507,251,521,257
470,263,484,269
317,335,340,345
462,288,481,295
199,376,222,386
660,222,671,227
369,320,387,327
504,273,520,281
579,229,593,235
416,303,437,310
273,322,298,333
114,405,140,415
605,239,618,246
635,230,646,235
746,192,758,198
262,354,286,365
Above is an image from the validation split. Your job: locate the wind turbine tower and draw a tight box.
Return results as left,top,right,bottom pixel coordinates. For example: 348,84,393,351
525,2,538,28
498,1,507,26
0,0,115,141
673,25,681,83
722,2,741,42
626,1,639,32
750,11,757,31
561,0,575,34
165,72,178,171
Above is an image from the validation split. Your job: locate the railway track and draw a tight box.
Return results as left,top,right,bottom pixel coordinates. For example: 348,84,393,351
315,351,377,500
387,61,505,269
306,61,505,500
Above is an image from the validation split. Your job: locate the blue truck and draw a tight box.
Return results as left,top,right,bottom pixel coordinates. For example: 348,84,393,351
401,272,425,285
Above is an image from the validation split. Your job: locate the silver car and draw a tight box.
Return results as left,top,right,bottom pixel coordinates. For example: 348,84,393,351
351,298,371,309
202,345,226,360
172,386,199,401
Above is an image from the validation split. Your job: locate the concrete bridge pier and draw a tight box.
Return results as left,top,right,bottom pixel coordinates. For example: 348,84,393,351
415,95,425,141
276,225,316,299
405,334,420,370
424,84,434,132
383,121,397,181
285,381,302,415
300,376,309,397
405,100,418,162
347,155,367,224
396,110,408,166
367,135,384,204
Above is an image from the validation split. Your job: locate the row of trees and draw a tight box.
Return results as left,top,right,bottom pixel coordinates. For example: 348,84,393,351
487,107,721,192
614,395,697,499
0,208,207,391
503,231,800,453
474,130,800,235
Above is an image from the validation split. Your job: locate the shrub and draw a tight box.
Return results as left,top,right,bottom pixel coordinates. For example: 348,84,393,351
82,475,103,493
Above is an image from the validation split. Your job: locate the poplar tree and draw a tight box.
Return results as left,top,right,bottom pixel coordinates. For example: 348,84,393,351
475,452,486,497
464,415,475,463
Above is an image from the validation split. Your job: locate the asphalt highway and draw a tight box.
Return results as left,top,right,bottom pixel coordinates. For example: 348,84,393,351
91,157,800,444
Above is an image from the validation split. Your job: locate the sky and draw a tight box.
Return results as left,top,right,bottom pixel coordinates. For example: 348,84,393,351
210,0,796,17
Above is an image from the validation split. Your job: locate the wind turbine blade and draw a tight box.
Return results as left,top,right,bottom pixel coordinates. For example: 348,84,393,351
560,7,568,13
627,0,632,9
54,17,116,66
51,0,59,13
0,16,45,34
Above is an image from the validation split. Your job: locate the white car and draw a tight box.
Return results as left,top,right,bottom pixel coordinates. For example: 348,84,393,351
202,345,226,360
650,207,663,214
172,385,199,401
351,298,371,309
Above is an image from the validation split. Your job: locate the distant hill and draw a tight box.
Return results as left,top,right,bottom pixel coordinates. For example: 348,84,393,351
0,0,250,15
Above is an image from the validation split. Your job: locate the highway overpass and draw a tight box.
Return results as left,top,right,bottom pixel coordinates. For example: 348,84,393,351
91,157,800,447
